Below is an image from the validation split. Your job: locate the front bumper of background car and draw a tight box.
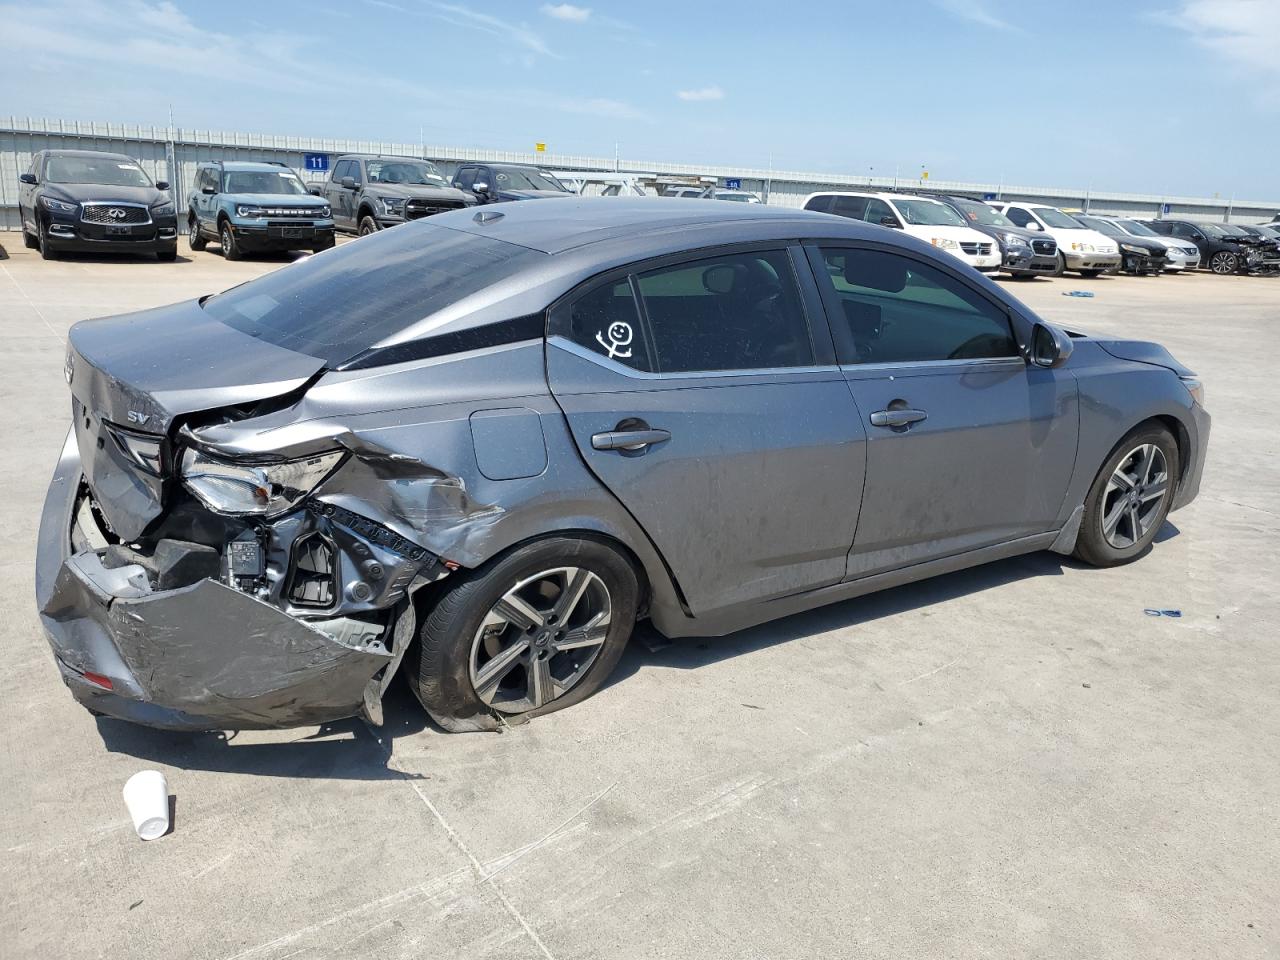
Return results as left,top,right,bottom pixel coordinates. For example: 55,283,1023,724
227,217,336,250
34,430,432,730
1062,250,1122,271
42,208,178,254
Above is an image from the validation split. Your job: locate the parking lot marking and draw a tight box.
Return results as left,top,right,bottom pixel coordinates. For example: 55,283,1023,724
409,781,558,960
0,261,64,344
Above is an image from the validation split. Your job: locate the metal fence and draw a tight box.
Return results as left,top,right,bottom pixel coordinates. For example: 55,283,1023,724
2,116,1277,230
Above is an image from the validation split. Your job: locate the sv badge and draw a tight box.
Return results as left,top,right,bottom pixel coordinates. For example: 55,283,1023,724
126,411,150,426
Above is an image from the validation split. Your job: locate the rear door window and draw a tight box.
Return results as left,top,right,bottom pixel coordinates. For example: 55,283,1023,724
804,195,833,213
1003,206,1035,228
864,198,897,226
830,196,869,220
635,250,815,372
562,279,653,372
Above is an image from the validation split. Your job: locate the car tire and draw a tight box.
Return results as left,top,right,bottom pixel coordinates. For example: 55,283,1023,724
20,208,38,249
38,221,58,261
219,221,243,261
1072,423,1179,568
188,215,207,251
1208,251,1237,275
312,236,335,253
1053,252,1066,277
156,248,177,263
408,536,641,732
358,215,379,237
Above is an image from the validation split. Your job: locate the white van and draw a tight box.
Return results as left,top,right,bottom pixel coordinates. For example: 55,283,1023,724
804,191,1001,272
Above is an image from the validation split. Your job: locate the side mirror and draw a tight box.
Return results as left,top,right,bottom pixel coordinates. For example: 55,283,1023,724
341,176,356,190
1023,221,1042,231
308,185,322,196
1030,322,1073,369
201,185,216,195
19,173,37,185
472,181,490,194
156,180,170,191
878,216,901,228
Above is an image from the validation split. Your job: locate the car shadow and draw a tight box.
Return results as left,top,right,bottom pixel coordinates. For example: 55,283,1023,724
602,537,1174,692
94,680,430,781
45,251,193,265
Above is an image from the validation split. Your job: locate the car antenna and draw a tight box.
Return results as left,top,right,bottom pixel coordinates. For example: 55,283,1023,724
473,210,504,224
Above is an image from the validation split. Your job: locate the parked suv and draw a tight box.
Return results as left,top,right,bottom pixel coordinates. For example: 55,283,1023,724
188,161,334,260
805,191,1002,273
933,194,1058,277
452,162,572,204
323,155,472,235
994,203,1120,277
1139,219,1257,275
18,149,177,261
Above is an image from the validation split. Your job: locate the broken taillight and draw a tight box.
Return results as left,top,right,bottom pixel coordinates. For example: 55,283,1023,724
82,671,114,690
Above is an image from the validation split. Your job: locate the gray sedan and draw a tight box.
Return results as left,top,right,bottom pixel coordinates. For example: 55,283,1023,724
36,199,1210,734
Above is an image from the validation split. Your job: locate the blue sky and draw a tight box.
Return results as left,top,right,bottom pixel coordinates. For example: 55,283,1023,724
3,0,1278,198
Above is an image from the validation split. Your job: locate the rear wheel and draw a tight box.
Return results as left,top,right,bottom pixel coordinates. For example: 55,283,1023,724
358,214,379,237
408,537,640,731
1209,251,1237,275
219,221,243,261
1073,424,1179,568
187,214,207,251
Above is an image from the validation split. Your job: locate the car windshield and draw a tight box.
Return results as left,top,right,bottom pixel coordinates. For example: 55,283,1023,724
952,200,1013,227
222,170,309,195
366,160,445,185
1078,217,1124,238
1035,207,1084,229
1200,224,1232,238
201,224,545,366
893,198,966,226
1118,219,1159,237
1259,226,1280,239
492,168,568,192
45,156,153,188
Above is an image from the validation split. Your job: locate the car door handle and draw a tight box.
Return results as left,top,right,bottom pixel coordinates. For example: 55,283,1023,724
591,428,671,451
870,408,928,428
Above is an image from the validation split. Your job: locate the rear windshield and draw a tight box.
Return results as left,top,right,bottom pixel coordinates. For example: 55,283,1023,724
201,223,544,366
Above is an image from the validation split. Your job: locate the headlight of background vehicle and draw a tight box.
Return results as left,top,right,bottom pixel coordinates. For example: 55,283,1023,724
41,196,79,214
150,201,175,217
181,448,345,516
319,205,332,218
1003,233,1028,247
236,204,266,218
378,196,406,216
1120,243,1143,255
1071,242,1095,253
930,237,959,250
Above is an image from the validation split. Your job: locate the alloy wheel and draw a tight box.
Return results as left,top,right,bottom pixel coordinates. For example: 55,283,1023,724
1100,443,1169,549
469,566,612,714
189,219,199,244
1210,252,1237,275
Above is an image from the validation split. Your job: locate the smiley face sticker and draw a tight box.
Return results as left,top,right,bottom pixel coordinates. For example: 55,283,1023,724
595,321,634,360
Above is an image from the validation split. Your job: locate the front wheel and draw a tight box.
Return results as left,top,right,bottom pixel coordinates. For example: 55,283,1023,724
21,208,38,249
1073,424,1179,568
188,215,207,251
1053,252,1066,277
358,215,379,237
38,221,58,261
156,248,177,263
408,537,640,731
1208,251,1237,275
219,221,243,261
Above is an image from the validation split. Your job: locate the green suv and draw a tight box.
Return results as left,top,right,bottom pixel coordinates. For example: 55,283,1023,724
187,161,335,259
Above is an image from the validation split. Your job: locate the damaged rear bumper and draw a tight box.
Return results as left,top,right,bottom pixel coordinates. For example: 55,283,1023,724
34,430,408,731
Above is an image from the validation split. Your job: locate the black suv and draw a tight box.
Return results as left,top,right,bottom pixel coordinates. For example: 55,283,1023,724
1140,219,1259,275
452,163,572,204
933,194,1058,277
18,149,178,261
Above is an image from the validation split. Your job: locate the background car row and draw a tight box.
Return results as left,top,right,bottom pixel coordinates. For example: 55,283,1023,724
15,146,1280,274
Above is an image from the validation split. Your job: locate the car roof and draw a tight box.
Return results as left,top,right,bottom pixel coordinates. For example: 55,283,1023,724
807,190,945,204
42,149,135,161
340,154,431,162
204,161,292,172
432,197,844,255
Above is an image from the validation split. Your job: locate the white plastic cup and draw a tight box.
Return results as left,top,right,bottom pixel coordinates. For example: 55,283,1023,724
122,770,170,841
